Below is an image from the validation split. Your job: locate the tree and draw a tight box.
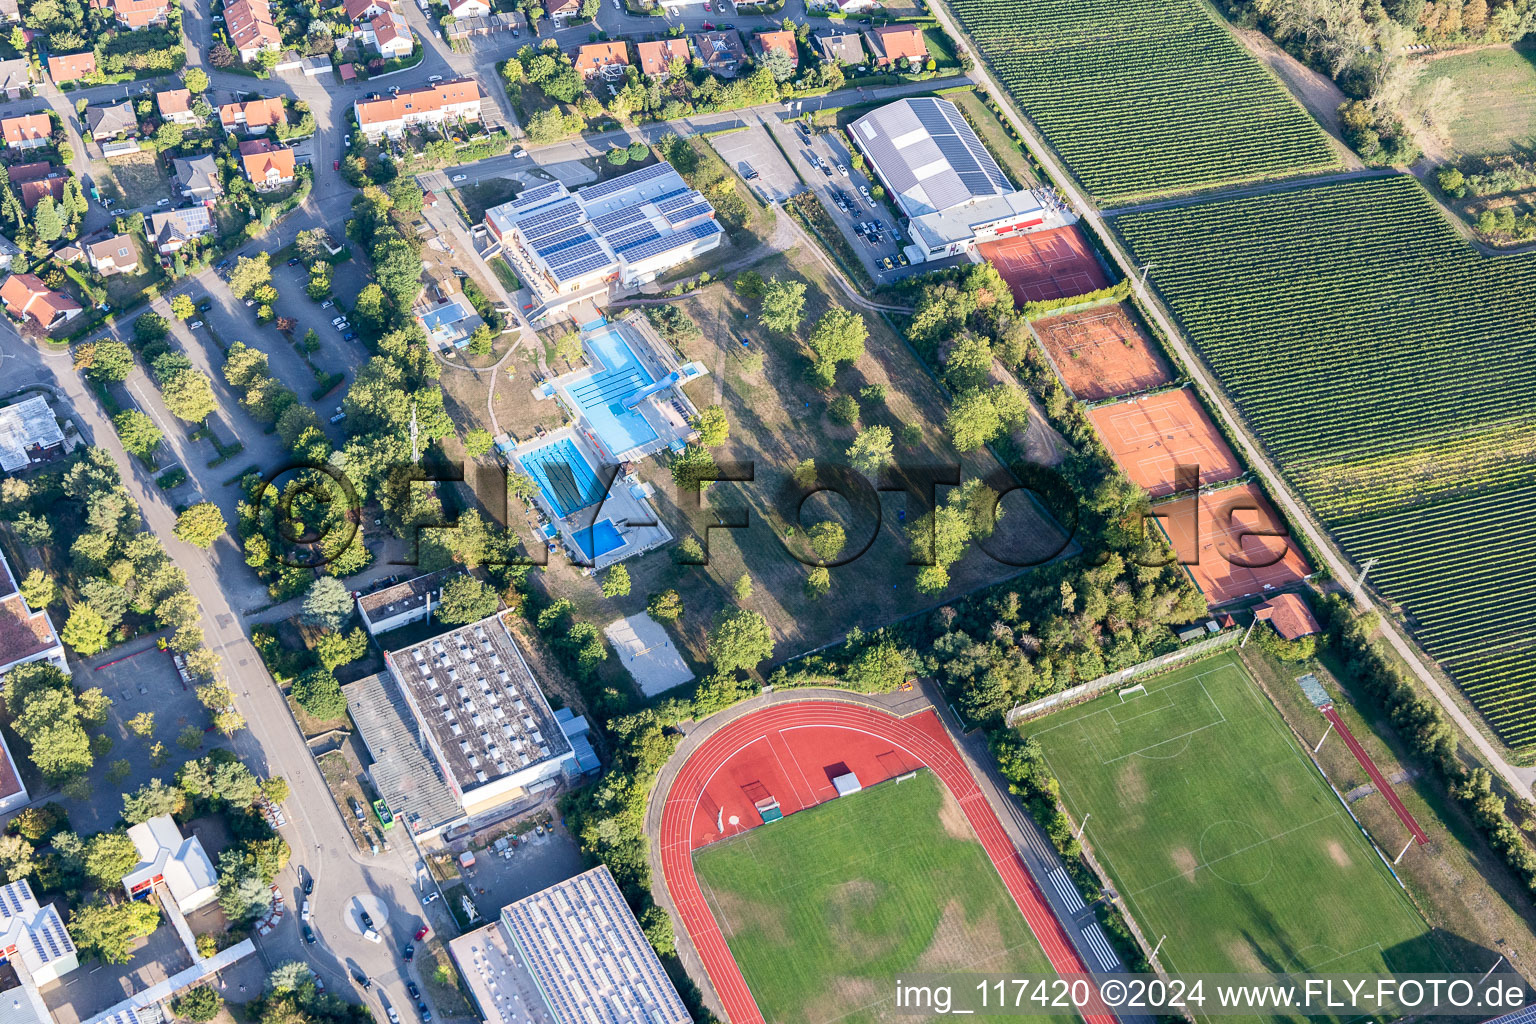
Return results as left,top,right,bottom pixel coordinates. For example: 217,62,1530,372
804,565,831,599
807,308,867,386
227,254,271,300
83,829,141,888
761,46,795,82
171,987,221,1023
299,576,352,630
466,323,494,356
158,369,217,422
182,67,209,93
828,394,858,425
314,627,368,673
291,668,346,720
692,405,729,447
463,428,494,458
81,340,135,383
732,572,753,601
19,569,55,609
135,312,171,346
606,146,629,166
808,520,846,563
174,502,226,548
68,899,161,964
127,711,155,737
113,410,163,460
61,604,111,655
760,277,806,333
389,176,425,212
33,196,63,242
846,425,893,476
123,778,186,823
707,609,773,675
647,589,682,621
0,835,34,882
170,294,195,319
627,140,648,161
436,573,499,626
670,444,717,493
217,849,272,921
601,564,631,598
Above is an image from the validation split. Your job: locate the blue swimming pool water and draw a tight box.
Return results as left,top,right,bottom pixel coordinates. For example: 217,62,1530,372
573,519,625,561
563,328,659,456
518,438,606,518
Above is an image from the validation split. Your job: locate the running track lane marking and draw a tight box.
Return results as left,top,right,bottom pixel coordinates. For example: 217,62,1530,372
657,702,1119,1024
1322,707,1429,845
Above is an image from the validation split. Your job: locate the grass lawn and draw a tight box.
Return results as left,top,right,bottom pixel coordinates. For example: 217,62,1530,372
694,769,1073,1024
100,151,175,207
457,178,522,224
1411,41,1536,155
103,236,166,306
946,88,1041,191
535,248,1065,679
1025,651,1442,983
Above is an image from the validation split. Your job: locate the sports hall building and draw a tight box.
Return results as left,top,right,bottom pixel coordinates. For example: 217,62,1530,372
849,97,1075,263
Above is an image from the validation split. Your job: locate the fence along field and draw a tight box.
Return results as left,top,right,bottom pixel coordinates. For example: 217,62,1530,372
1114,175,1536,746
942,0,1340,205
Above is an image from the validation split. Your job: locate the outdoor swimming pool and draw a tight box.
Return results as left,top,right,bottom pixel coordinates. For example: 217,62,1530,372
518,438,607,518
573,519,626,562
563,328,659,456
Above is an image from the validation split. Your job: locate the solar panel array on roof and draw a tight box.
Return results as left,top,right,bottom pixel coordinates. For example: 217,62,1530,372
621,219,720,264
653,189,700,216
607,221,659,252
576,160,673,203
662,200,711,226
533,224,597,261
589,202,649,235
511,180,564,211
913,98,1008,197
549,250,612,283
515,198,581,241
851,97,1014,218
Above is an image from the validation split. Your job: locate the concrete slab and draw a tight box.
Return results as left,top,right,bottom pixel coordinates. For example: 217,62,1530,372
541,160,598,186
707,124,800,202
604,613,693,697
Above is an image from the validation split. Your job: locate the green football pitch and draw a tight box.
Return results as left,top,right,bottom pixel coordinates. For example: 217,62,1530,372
1026,651,1441,978
693,770,1074,1024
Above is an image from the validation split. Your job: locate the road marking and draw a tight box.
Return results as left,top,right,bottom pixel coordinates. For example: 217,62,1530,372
1049,868,1087,913
1081,922,1120,972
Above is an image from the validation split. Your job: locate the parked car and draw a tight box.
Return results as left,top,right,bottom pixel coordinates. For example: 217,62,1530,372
897,252,910,266
359,910,374,929
156,198,170,206
302,924,316,944
332,316,347,326
838,165,849,177
197,300,212,312
820,163,832,177
287,258,300,267
301,900,311,922
189,320,204,328
428,74,443,82
385,1005,399,1024
333,159,340,171
407,983,421,1000
321,299,333,308
343,331,357,341
881,255,894,270
414,925,429,941
353,971,370,990
741,163,758,180
244,298,255,307
329,412,346,424
303,874,314,896
364,928,382,944
451,173,467,182
403,944,414,962
350,798,366,822
417,1004,431,1023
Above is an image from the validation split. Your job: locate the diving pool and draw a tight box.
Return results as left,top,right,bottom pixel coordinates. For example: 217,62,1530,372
573,519,626,562
562,328,659,456
518,438,607,518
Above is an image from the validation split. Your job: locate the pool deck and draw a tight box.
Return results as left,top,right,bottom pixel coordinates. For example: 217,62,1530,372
513,426,673,571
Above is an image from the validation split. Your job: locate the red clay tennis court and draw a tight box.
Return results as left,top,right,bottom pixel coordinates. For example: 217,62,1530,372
1034,303,1173,401
978,225,1110,305
657,701,1117,1024
1088,388,1243,498
1154,483,1312,606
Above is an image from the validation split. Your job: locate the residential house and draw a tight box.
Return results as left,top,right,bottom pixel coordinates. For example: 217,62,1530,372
0,274,82,329
1,113,50,150
691,31,746,78
546,0,579,23
226,0,281,61
149,206,214,253
91,0,170,28
0,880,76,984
636,38,689,78
0,0,17,22
219,96,286,134
6,161,52,184
446,0,490,16
121,815,219,912
442,11,525,40
46,51,96,83
864,24,927,68
352,78,483,140
173,154,222,200
413,272,482,348
86,234,139,277
156,88,198,124
0,57,30,99
752,29,797,69
238,138,296,188
0,399,65,479
17,178,63,209
367,10,414,58
813,28,864,65
54,243,83,263
342,0,392,21
86,100,138,139
0,236,19,272
572,41,628,78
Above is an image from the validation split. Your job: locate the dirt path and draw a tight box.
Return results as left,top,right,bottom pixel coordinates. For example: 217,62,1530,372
1230,26,1363,170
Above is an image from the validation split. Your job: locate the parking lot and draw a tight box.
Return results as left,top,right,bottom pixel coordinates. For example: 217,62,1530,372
766,118,908,283
707,123,801,202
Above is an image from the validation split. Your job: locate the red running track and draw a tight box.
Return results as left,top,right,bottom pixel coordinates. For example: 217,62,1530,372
657,700,1116,1024
1322,706,1428,845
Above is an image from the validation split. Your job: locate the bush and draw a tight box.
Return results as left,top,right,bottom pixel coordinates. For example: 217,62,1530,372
828,394,859,425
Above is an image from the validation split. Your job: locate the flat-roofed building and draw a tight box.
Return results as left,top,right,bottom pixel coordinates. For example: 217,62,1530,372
850,97,1074,263
344,671,463,839
0,396,64,475
382,614,577,818
483,161,721,315
450,866,689,1024
356,569,453,636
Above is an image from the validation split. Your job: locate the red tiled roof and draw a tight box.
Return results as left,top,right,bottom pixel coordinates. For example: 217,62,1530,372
1253,593,1322,640
354,78,481,127
573,41,628,76
636,38,689,76
46,51,97,82
238,138,296,182
6,161,52,183
18,177,63,208
0,272,80,325
867,24,926,63
157,88,191,116
754,29,797,63
0,594,57,668
1,112,50,147
219,96,285,129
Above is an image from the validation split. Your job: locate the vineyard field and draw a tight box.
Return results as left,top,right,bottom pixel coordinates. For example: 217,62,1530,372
1115,175,1536,746
942,0,1341,205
